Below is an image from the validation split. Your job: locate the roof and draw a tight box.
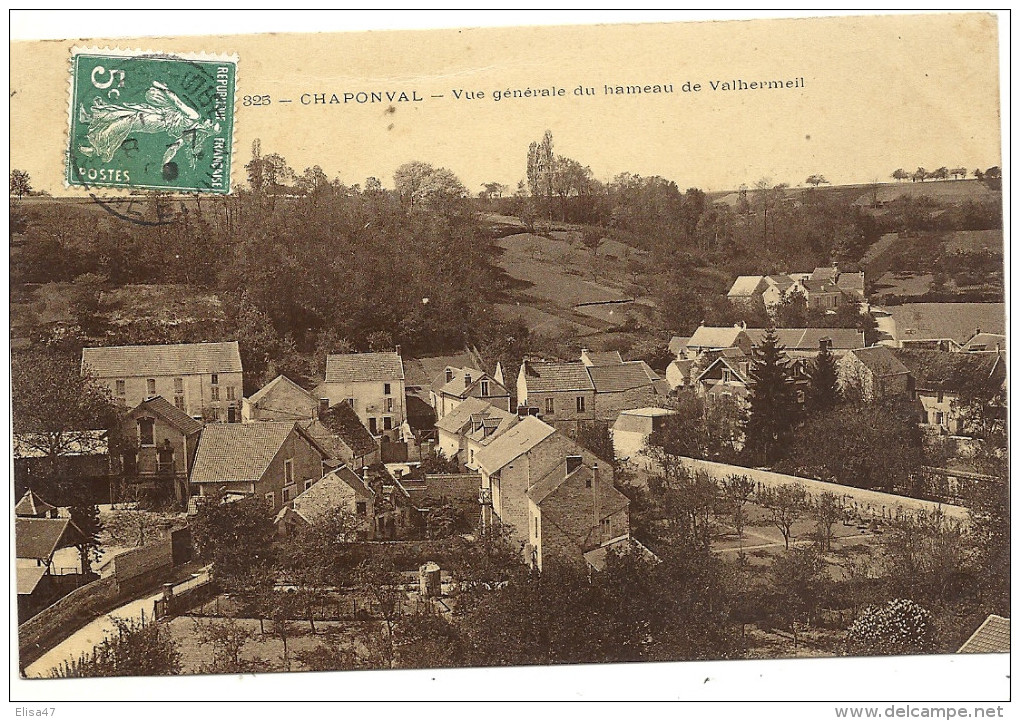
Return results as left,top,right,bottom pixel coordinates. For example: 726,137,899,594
586,361,659,394
894,349,1006,393
434,366,503,399
15,517,83,560
82,341,242,378
581,350,624,366
18,565,48,595
473,416,556,474
667,358,695,379
584,537,659,572
958,615,1010,654
745,328,865,351
247,375,315,408
13,431,108,459
836,272,865,294
727,275,766,297
810,266,839,282
845,346,910,377
527,463,592,506
302,401,378,460
668,336,690,357
885,303,1005,345
962,333,1007,353
324,352,404,384
688,326,746,350
521,361,595,393
290,466,374,524
403,352,478,388
434,397,494,434
765,274,795,290
191,422,326,484
15,490,57,517
801,278,840,294
130,396,204,435
696,356,750,385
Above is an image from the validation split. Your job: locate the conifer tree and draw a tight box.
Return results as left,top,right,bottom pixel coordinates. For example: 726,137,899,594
743,327,799,464
807,344,840,412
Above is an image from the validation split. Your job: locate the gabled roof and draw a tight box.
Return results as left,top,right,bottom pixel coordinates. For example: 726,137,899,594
15,490,57,518
527,463,592,506
247,375,315,408
290,466,374,524
434,397,495,434
895,349,1006,393
324,352,404,384
668,336,690,357
403,352,478,389
521,361,595,393
465,408,518,446
129,396,204,435
687,326,746,350
836,271,865,294
801,278,840,293
17,566,48,595
810,266,839,282
667,358,695,379
745,328,865,351
433,366,504,399
958,614,1010,654
191,422,327,485
765,274,795,290
586,361,659,394
696,356,750,385
305,400,379,460
962,333,1007,353
885,303,1005,345
82,341,242,378
845,346,910,377
473,416,556,474
15,517,84,560
584,537,659,572
581,350,624,366
727,275,766,297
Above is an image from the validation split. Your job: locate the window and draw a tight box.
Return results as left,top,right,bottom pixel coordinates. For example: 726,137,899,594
937,391,944,403
544,397,554,415
265,491,275,505
211,373,219,386
383,416,393,431
138,418,155,446
384,383,391,396
116,380,126,397
174,377,184,393
369,417,378,435
576,396,586,413
226,386,236,401
600,517,612,538
284,459,294,484
534,516,539,537
356,501,367,516
935,411,945,426
481,380,490,396
319,398,330,416
146,378,156,396
346,398,356,410
210,387,220,401
174,395,186,410
385,397,394,413
470,449,475,464
304,479,314,491
282,486,294,503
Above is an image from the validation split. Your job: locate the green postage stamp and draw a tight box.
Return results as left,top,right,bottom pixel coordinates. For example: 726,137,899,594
67,49,237,193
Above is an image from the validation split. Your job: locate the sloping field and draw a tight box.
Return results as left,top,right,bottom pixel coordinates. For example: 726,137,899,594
944,228,1003,253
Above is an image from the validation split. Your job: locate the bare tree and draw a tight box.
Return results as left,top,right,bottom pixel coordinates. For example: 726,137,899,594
758,484,808,550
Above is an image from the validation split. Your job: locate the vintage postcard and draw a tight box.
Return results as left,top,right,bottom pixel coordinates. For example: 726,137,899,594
8,10,1008,708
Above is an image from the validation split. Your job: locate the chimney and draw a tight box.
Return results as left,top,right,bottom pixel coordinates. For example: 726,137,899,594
464,373,472,386
394,344,401,357
445,368,454,383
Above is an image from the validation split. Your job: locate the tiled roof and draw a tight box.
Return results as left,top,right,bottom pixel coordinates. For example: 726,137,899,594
766,274,795,290
696,356,750,385
434,397,495,434
465,408,518,446
688,326,745,350
836,272,865,294
745,328,865,351
895,349,1006,393
307,401,378,459
15,517,82,560
667,358,695,381
846,346,910,377
14,490,57,517
810,266,839,282
291,466,373,524
727,275,766,297
958,615,1010,654
191,422,321,484
527,464,592,506
886,303,1005,345
962,333,1007,353
325,352,404,383
131,396,204,435
587,361,658,393
473,416,556,474
668,336,690,357
521,361,595,393
404,352,477,388
17,565,47,595
434,366,503,399
584,537,659,572
801,278,840,293
247,375,315,408
82,341,241,378
582,350,624,366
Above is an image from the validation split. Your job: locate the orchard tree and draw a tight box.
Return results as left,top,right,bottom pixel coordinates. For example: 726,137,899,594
811,491,843,552
393,161,467,213
10,169,32,198
891,168,909,183
758,483,808,550
743,328,800,465
805,174,829,187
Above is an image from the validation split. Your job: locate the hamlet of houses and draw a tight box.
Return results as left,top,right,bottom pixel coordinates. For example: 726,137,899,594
13,262,1007,618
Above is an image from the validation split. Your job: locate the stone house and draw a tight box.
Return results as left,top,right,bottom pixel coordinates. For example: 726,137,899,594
611,407,675,469
299,400,380,471
275,465,375,539
895,349,1006,435
189,421,330,512
430,365,511,420
587,361,664,423
122,395,205,505
82,341,243,422
837,346,912,403
683,325,754,360
315,352,406,442
242,375,320,422
517,361,596,429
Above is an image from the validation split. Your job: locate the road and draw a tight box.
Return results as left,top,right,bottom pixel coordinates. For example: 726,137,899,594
23,567,210,679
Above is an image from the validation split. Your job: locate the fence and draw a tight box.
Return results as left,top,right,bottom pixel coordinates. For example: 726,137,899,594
679,457,971,526
187,593,430,623
153,576,218,620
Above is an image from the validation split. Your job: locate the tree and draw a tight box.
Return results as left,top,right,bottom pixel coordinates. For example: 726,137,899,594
806,344,840,413
51,617,181,677
891,168,909,183
911,167,928,183
70,503,103,575
526,130,556,208
293,627,368,671
743,327,800,465
192,617,270,674
393,609,465,669
191,494,277,589
720,475,756,540
771,546,827,640
950,167,969,180
295,165,331,197
647,391,744,466
882,508,971,605
757,483,807,550
393,161,467,213
479,182,508,199
845,599,936,656
574,421,614,465
10,169,31,198
932,167,949,181
810,491,843,552
805,174,829,187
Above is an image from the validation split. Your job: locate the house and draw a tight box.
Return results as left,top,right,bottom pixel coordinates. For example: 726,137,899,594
122,395,205,505
883,303,1005,349
726,267,865,314
586,360,664,423
430,365,511,419
525,460,630,571
961,332,1006,353
668,336,690,358
393,472,483,537
682,325,753,359
81,341,243,421
315,352,406,441
895,349,1006,435
837,346,912,402
611,407,675,469
726,275,771,310
14,490,58,519
694,355,753,403
434,397,518,468
957,614,1010,654
13,431,111,506
665,358,696,391
275,465,376,539
835,271,866,302
744,328,866,358
517,361,596,428
189,421,331,512
300,400,380,471
474,416,613,555
243,375,320,422
16,517,87,622
791,277,844,311
580,349,624,367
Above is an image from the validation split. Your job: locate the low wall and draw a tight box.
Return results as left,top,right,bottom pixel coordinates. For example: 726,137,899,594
18,576,119,670
679,457,971,525
112,541,174,597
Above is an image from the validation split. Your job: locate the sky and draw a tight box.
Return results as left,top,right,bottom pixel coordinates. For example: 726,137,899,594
10,11,1005,196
